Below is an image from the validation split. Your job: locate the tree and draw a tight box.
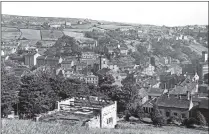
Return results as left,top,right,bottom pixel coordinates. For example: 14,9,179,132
121,84,144,120
121,73,136,86
196,111,207,126
44,35,81,57
1,66,20,117
183,117,197,128
150,104,165,127
99,74,115,86
36,41,42,48
19,72,57,119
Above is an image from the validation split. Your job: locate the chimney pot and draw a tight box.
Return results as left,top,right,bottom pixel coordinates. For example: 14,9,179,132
187,91,190,100
167,93,170,98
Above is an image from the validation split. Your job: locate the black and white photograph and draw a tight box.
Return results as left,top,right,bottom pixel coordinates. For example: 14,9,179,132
0,1,208,134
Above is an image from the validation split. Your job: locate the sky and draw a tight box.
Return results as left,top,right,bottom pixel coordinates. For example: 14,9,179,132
2,2,208,26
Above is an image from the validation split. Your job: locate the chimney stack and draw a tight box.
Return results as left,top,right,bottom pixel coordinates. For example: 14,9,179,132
202,51,208,62
167,91,170,98
179,94,181,99
186,91,190,100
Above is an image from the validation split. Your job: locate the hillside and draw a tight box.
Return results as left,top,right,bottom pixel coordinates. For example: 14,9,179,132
2,119,208,134
1,14,208,63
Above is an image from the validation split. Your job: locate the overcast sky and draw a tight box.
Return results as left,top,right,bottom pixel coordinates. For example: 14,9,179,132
2,2,208,26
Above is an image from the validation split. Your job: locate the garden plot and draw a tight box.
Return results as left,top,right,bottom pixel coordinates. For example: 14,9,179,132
63,28,92,32
63,30,84,38
2,32,21,40
41,30,64,40
20,29,41,40
18,40,39,48
2,27,19,32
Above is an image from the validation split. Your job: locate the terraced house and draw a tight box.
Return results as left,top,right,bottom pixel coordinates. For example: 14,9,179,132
84,73,99,85
77,39,98,49
36,55,63,67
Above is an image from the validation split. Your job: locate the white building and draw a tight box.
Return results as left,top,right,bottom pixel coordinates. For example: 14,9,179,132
56,96,117,128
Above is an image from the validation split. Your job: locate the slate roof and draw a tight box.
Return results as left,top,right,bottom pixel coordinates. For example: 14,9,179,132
45,56,60,60
156,93,190,109
148,88,164,96
25,52,38,56
76,62,87,66
37,56,45,60
61,60,73,64
170,83,196,95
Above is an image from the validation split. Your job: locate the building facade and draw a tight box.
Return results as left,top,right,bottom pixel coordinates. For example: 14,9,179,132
56,96,117,128
24,52,41,67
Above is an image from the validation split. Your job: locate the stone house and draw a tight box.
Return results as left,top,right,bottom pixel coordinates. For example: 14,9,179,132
84,73,99,85
37,56,62,67
155,93,194,120
45,56,63,67
76,62,87,73
61,60,75,70
147,88,165,100
36,56,46,67
77,39,98,49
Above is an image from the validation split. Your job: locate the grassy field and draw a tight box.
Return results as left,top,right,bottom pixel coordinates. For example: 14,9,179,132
2,31,21,40
20,29,41,40
41,30,64,40
18,40,39,47
71,24,93,29
2,27,19,32
63,31,84,38
97,25,133,30
63,28,92,32
2,119,208,134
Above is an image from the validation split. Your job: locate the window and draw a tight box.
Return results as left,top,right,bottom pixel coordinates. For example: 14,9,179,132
174,113,178,116
181,113,186,118
107,117,113,124
166,112,170,117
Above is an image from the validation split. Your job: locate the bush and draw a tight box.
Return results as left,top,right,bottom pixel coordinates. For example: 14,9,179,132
183,118,197,128
150,104,165,127
124,110,131,121
167,116,182,125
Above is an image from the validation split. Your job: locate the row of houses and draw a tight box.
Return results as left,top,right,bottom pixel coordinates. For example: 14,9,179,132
142,73,208,122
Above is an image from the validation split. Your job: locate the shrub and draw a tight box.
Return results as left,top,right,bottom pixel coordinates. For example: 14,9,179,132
150,104,165,127
124,110,131,121
167,116,182,125
183,118,197,128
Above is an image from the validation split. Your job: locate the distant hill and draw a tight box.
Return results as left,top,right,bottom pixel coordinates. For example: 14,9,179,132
1,14,208,63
